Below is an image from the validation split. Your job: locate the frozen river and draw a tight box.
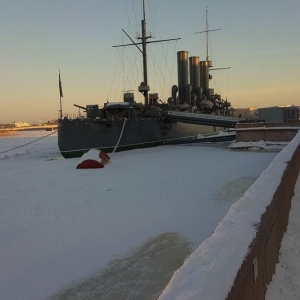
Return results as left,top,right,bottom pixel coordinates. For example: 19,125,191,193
0,131,278,299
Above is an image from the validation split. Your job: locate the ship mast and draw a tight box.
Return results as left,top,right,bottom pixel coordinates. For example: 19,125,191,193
113,0,180,107
195,6,221,63
203,7,231,72
139,0,150,106
205,6,209,61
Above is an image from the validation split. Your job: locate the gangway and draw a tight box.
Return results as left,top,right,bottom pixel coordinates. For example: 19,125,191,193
167,111,243,128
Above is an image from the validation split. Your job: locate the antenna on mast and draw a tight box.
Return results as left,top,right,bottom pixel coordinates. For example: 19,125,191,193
194,6,221,62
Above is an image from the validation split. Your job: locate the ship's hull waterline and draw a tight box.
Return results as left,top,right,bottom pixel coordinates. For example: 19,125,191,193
58,117,228,158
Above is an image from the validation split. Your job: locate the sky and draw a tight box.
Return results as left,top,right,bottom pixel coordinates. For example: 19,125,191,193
1,0,300,123
0,130,298,299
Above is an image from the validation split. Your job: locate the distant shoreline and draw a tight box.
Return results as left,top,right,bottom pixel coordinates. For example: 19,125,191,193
0,131,18,137
0,125,57,134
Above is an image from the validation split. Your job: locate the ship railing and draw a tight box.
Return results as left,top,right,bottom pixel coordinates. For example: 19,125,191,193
60,113,84,120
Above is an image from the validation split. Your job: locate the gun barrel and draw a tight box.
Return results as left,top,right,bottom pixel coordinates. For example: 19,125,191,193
74,104,86,110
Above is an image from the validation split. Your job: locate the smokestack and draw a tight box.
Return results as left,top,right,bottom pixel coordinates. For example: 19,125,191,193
189,56,200,94
185,84,192,105
189,56,200,106
177,51,189,103
200,60,210,99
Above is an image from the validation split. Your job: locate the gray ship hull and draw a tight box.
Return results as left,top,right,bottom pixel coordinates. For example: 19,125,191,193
58,117,224,158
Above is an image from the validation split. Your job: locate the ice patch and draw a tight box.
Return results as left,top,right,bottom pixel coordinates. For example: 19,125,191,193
213,177,256,203
50,232,191,300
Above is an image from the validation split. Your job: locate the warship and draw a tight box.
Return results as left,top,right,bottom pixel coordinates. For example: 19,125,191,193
58,2,240,159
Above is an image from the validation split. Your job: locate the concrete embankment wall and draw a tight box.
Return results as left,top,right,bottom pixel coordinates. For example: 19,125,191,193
158,131,300,300
226,132,300,299
235,122,300,142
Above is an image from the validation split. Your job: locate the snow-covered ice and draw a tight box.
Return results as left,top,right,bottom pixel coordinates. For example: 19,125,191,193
0,130,295,299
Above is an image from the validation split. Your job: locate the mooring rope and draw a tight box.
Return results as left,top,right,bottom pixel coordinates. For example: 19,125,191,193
0,130,57,155
112,118,127,153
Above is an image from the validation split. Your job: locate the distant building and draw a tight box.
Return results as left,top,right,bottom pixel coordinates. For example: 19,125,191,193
13,121,30,127
257,106,299,123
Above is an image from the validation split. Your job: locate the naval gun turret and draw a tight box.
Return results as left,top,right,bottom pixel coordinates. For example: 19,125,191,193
74,104,100,118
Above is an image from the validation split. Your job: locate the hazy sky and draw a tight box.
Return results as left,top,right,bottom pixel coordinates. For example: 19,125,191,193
1,0,299,123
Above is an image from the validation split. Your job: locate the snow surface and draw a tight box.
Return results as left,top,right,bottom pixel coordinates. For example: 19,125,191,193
159,131,300,300
229,140,289,151
0,130,296,299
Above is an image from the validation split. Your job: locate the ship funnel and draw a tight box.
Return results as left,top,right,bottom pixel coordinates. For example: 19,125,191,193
185,84,192,105
189,56,200,105
200,60,210,99
177,51,189,104
189,56,200,93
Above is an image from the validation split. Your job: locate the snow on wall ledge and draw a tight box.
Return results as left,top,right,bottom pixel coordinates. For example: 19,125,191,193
158,131,300,300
